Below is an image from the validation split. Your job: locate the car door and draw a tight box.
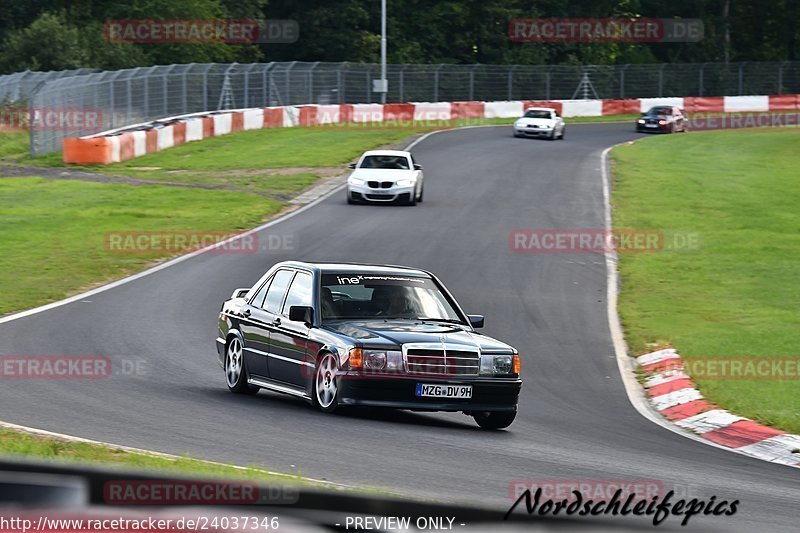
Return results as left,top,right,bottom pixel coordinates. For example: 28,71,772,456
250,268,295,380
267,270,314,387
237,274,276,379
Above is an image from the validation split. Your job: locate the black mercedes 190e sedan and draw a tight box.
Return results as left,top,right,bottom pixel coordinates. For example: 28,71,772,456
216,261,522,429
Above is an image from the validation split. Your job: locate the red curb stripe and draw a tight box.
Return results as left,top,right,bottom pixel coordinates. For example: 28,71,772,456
647,378,696,398
702,420,785,448
641,359,684,374
659,400,715,421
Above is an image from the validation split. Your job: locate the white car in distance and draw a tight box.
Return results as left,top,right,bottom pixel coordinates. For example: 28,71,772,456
346,150,425,206
513,107,566,140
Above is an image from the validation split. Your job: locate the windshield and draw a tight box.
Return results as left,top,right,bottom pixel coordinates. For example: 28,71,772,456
359,155,410,169
523,110,553,119
647,106,672,116
320,273,462,322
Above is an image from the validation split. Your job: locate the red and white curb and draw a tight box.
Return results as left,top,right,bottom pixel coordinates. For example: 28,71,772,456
638,348,800,467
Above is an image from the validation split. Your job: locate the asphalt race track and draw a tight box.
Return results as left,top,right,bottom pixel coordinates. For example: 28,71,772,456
0,123,797,530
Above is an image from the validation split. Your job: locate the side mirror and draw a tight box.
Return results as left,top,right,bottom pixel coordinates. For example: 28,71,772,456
347,163,357,169
289,306,315,326
413,164,423,170
231,287,250,299
467,314,484,328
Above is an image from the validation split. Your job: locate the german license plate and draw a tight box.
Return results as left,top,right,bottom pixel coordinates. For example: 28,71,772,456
415,383,472,398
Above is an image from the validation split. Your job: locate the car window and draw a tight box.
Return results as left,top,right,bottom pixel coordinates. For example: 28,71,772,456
282,271,313,316
263,269,294,313
523,110,552,119
250,275,273,308
360,155,410,169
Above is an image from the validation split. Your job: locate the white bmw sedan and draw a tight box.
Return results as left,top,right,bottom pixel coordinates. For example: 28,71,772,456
513,107,566,140
346,150,425,205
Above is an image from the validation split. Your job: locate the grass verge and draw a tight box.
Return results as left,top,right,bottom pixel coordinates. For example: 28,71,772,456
0,427,322,487
612,128,800,433
0,177,280,315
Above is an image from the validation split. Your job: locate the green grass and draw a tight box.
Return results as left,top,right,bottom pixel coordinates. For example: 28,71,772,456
0,177,280,315
612,128,800,433
0,428,316,486
0,129,29,161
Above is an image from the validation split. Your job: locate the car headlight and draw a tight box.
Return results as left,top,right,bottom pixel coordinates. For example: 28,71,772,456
637,119,645,124
350,348,404,372
658,119,667,125
480,354,519,375
396,178,415,187
349,177,365,186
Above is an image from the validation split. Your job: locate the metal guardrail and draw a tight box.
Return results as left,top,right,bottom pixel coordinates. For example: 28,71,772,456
1,61,799,155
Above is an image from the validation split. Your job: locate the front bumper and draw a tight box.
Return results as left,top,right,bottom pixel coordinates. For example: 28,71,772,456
348,183,415,203
338,374,522,412
636,122,670,133
514,126,554,137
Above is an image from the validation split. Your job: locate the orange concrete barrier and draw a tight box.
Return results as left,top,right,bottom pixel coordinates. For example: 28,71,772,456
383,103,414,122
298,106,318,126
145,129,158,153
201,116,214,137
684,97,725,113
63,137,114,165
118,133,135,161
172,122,187,146
263,107,284,128
339,104,354,123
768,94,800,110
524,100,564,115
601,99,639,115
231,112,244,132
451,102,484,119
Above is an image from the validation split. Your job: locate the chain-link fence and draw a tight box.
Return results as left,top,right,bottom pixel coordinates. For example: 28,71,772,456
2,61,799,155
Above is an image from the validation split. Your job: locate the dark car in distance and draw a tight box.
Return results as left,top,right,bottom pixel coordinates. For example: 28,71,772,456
216,261,522,429
636,105,687,133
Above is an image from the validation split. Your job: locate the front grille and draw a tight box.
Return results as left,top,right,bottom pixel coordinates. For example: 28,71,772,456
367,181,393,189
405,348,480,375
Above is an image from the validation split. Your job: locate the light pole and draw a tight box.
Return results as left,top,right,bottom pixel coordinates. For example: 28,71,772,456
380,0,387,103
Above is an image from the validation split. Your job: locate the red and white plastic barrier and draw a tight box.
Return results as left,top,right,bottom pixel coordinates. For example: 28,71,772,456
63,94,800,165
638,348,800,467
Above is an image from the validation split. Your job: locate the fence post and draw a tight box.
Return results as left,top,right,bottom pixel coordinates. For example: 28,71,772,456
469,65,476,101
399,65,406,102
507,67,513,100
619,64,629,98
699,63,705,96
658,64,665,97
546,67,551,100
308,62,319,104
738,62,745,95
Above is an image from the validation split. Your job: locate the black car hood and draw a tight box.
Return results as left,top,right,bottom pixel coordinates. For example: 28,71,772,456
323,320,515,353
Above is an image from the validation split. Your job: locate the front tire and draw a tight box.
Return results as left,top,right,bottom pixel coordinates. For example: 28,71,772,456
472,410,516,430
225,337,258,395
417,184,424,203
559,127,566,140
313,352,339,413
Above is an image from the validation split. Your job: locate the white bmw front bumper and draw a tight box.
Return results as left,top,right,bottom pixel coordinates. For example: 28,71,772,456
348,181,415,202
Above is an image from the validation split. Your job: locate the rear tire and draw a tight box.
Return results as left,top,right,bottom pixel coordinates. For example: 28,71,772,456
225,337,258,395
472,410,516,430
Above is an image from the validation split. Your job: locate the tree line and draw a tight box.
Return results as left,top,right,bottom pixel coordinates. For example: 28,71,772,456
0,0,797,74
